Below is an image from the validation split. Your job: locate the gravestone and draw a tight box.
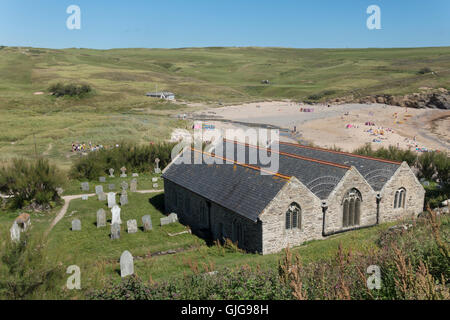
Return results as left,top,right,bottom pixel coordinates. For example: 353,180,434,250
10,222,21,242
56,187,64,196
130,179,137,192
72,219,81,231
132,173,139,177
120,166,127,178
111,205,122,225
142,215,152,231
120,250,134,277
154,158,161,174
107,192,116,208
108,184,115,191
127,220,138,233
109,168,115,178
99,176,106,183
97,209,106,228
121,181,128,191
152,177,158,183
153,183,158,189
95,185,104,195
81,195,88,201
120,194,128,206
111,223,120,240
160,213,178,226
81,182,89,191
98,192,106,201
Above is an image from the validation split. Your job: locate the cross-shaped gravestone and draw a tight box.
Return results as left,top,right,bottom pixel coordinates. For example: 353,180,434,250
120,250,134,277
120,166,127,178
142,215,152,231
111,223,120,240
154,158,161,174
97,209,106,228
127,220,138,234
72,219,81,231
81,182,89,191
107,192,116,208
109,168,115,178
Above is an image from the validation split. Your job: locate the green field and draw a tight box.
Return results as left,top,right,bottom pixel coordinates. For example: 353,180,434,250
1,46,450,169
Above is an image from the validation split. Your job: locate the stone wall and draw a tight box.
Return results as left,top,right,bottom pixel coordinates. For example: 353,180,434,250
324,167,377,234
259,177,323,255
164,179,262,253
379,162,425,222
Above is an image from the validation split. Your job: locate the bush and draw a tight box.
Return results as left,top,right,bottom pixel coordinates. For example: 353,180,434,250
418,67,433,74
0,158,65,210
70,142,177,180
0,232,64,299
89,266,292,300
49,82,92,98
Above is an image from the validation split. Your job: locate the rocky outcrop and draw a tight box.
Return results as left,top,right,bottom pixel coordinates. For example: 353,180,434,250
327,88,450,109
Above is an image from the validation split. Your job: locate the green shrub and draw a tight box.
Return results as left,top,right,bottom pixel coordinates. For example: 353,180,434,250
0,158,65,210
418,67,433,74
48,82,92,98
70,142,177,180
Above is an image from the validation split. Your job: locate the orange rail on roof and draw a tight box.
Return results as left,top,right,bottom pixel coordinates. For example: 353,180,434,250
224,139,351,170
190,147,292,180
278,141,402,165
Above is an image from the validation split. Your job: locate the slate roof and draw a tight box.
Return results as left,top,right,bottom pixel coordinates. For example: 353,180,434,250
277,142,401,191
162,148,289,222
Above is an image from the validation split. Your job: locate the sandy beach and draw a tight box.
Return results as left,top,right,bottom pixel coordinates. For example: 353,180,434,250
186,101,450,153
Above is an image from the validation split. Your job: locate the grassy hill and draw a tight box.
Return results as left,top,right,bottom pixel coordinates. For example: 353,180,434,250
0,46,449,168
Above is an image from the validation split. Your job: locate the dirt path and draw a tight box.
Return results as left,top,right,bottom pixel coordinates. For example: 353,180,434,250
45,189,164,235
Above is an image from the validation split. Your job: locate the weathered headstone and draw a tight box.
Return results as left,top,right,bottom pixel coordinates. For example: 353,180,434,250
153,183,158,189
132,173,139,177
56,187,64,196
81,182,89,191
10,222,21,242
99,176,106,183
81,195,88,201
111,205,122,225
120,166,127,178
109,168,115,178
160,213,178,226
120,194,128,206
121,181,128,191
142,215,152,231
130,179,137,192
108,184,115,191
111,223,120,240
107,192,116,208
72,219,81,231
154,158,161,174
97,209,106,228
152,177,158,183
120,250,134,277
98,192,106,201
127,220,138,233
95,185,104,195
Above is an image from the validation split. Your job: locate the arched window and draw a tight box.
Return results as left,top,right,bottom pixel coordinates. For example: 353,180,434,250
342,188,362,227
285,203,301,230
394,188,406,208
